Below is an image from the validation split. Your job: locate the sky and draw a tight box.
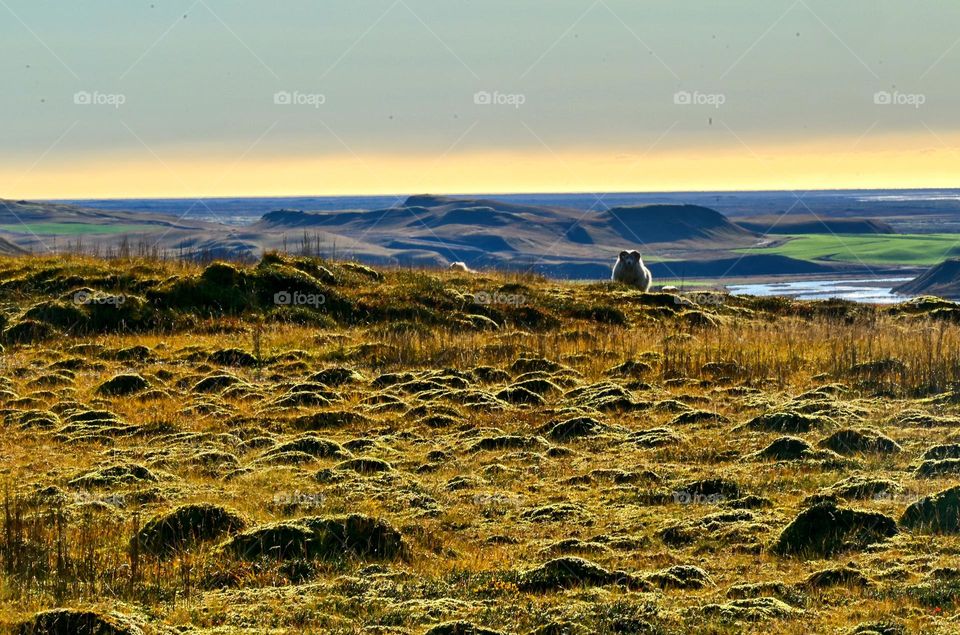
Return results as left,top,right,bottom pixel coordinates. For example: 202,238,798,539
2,0,960,198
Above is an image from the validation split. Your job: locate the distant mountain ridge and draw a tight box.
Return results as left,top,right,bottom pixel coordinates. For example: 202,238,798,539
253,195,769,276
0,194,890,279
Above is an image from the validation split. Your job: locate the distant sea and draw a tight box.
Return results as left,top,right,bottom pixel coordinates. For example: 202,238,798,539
51,189,960,229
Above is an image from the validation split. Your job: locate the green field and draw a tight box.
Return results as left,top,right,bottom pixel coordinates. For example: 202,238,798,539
0,222,159,235
738,233,960,266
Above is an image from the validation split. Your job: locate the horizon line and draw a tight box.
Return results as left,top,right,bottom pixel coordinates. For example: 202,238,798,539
32,185,960,203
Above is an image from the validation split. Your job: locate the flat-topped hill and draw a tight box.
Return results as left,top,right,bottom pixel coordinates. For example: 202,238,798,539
602,204,758,244
895,258,960,297
735,215,896,235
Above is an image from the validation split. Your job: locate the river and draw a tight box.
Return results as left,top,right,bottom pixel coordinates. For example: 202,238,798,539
726,277,915,304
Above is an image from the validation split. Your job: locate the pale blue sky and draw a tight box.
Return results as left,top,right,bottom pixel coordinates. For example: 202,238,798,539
3,1,960,195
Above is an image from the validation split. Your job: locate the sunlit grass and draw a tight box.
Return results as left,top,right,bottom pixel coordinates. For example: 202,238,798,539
738,232,960,266
0,253,957,634
0,223,160,235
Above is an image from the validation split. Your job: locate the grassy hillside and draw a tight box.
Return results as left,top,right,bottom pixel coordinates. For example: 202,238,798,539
0,222,160,235
1,253,960,634
738,233,960,266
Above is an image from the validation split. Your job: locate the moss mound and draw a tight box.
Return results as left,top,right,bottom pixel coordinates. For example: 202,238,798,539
516,557,644,592
17,608,145,635
541,416,606,441
149,256,362,322
679,477,742,500
922,443,960,460
470,435,547,453
201,261,242,286
148,262,253,314
291,410,371,430
744,411,834,433
424,622,506,635
511,357,565,374
753,436,815,461
645,564,713,590
818,428,901,455
496,385,546,405
773,501,897,557
802,564,873,589
825,476,901,501
96,373,150,396
848,622,906,635
69,463,157,488
671,409,729,425
701,597,803,621
225,513,406,561
24,300,86,329
900,485,960,534
606,359,653,378
340,261,383,280
334,457,393,473
4,319,57,344
629,427,683,447
680,310,722,328
84,294,150,331
207,348,258,367
108,345,153,362
192,373,245,393
309,367,365,386
133,503,247,557
914,458,960,478
264,435,350,459
566,382,646,412
24,292,151,334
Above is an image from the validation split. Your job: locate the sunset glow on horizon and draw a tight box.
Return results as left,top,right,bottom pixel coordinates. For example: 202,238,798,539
5,131,960,200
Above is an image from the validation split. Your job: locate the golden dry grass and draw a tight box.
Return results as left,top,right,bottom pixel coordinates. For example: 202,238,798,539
0,253,959,634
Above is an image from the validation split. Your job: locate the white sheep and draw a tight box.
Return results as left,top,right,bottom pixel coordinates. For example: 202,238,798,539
449,261,472,273
612,250,652,291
